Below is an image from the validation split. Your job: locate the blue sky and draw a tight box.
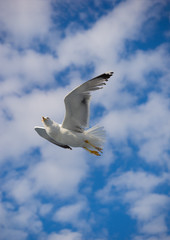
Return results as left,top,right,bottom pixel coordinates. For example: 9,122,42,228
0,0,170,239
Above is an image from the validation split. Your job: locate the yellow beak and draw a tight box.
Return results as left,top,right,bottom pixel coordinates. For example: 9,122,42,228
42,116,47,122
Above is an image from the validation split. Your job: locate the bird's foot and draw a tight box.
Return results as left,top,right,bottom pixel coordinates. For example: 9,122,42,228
95,146,103,153
90,150,101,156
83,147,101,156
84,140,103,153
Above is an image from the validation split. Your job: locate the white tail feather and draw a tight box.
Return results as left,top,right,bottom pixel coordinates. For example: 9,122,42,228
84,125,106,148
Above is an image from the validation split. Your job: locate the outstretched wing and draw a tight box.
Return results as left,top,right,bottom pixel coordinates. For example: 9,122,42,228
62,71,113,132
34,126,72,149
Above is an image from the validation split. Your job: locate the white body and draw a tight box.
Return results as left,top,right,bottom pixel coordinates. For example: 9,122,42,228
45,121,105,149
46,122,85,147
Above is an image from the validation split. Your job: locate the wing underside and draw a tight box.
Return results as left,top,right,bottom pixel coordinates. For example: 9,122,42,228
62,71,113,132
34,127,72,149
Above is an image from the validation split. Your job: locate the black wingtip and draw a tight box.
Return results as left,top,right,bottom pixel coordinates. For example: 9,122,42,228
103,71,114,81
105,71,114,76
66,145,72,150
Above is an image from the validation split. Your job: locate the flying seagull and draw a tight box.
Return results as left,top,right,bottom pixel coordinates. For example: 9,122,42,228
34,71,113,156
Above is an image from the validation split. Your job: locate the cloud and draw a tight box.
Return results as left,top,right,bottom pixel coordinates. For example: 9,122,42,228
129,194,168,221
30,149,88,198
96,171,167,202
39,203,53,216
53,200,89,229
4,147,88,204
0,0,52,45
140,215,167,235
4,178,34,204
96,171,170,237
0,201,42,240
53,0,165,72
102,93,170,165
1,147,88,238
0,44,59,94
47,229,82,240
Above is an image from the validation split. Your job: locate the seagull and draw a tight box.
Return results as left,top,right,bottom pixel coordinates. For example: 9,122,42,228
34,71,113,156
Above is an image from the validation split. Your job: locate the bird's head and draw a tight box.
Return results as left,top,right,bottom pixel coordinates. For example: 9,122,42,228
42,116,53,127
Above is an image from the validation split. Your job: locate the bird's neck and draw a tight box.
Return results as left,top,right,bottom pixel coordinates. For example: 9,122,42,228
46,121,60,137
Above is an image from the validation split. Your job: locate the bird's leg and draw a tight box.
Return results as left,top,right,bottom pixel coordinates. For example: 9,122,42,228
83,147,101,156
84,140,103,153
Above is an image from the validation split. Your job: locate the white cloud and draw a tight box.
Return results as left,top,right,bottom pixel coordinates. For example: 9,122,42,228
96,171,170,237
0,44,59,94
93,144,115,169
47,229,82,240
12,206,42,232
116,44,170,87
3,147,88,205
129,193,169,221
0,0,52,45
30,150,88,198
134,235,170,240
39,203,53,216
5,178,34,204
53,0,166,73
54,201,86,223
0,201,42,240
102,93,170,165
0,228,27,240
53,200,90,230
96,171,168,203
140,215,167,234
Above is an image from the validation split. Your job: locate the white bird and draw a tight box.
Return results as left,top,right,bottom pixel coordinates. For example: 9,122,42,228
34,71,113,156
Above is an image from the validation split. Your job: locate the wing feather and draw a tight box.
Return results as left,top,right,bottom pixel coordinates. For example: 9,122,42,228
34,127,72,149
62,71,113,132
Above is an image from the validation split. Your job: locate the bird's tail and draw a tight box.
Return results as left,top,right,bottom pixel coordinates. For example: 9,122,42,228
84,125,106,149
